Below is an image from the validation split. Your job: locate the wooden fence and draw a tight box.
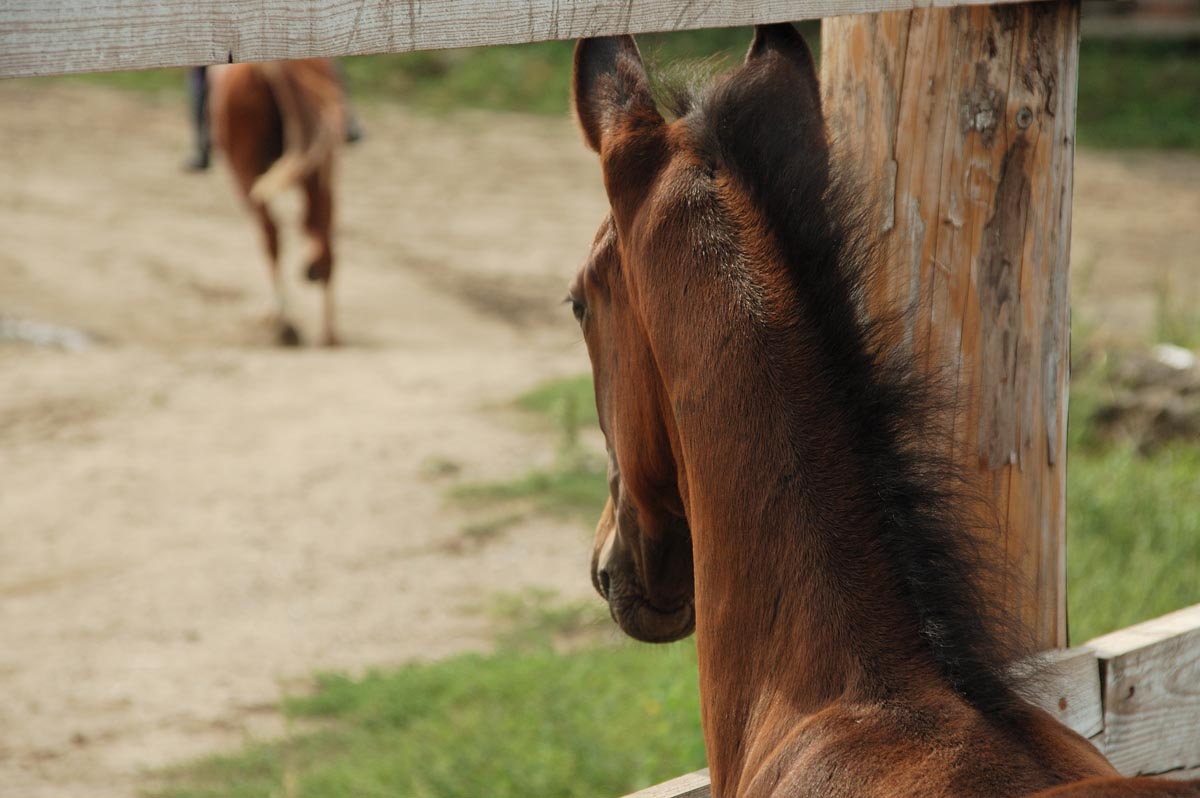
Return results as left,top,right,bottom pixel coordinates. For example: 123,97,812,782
625,604,1200,797
4,0,1193,78
7,0,1039,79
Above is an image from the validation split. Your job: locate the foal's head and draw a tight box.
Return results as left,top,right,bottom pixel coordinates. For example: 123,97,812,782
569,26,826,643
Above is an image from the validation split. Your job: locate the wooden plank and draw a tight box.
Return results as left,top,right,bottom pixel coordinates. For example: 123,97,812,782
3,0,1046,79
1017,647,1105,740
1083,16,1200,37
1084,0,1200,36
821,2,1080,650
1085,604,1200,776
622,768,710,798
1084,0,1200,13
1082,0,1200,37
1088,605,1200,658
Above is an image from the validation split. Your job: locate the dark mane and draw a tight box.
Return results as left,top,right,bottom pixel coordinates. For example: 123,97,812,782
666,53,1034,720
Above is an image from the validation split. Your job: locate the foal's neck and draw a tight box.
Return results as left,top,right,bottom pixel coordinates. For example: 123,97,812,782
662,255,958,793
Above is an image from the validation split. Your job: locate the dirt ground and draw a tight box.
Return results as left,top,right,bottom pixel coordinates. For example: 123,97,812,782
1,82,1197,798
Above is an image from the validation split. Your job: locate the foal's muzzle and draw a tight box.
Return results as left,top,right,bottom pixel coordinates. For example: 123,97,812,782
591,499,695,644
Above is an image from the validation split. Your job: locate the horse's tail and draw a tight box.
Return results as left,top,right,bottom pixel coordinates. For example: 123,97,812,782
248,61,343,205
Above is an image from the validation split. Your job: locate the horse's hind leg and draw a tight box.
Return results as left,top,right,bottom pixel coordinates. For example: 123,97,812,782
302,170,338,346
252,202,300,346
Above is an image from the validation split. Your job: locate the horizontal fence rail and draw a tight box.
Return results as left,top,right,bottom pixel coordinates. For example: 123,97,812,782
2,0,1048,79
624,604,1200,798
1083,0,1200,39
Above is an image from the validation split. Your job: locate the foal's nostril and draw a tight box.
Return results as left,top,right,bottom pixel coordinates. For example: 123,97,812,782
598,568,611,600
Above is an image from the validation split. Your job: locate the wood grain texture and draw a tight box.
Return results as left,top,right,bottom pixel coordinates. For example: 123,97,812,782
821,1,1080,650
1164,765,1200,781
622,768,710,798
1086,604,1200,776
1018,647,1105,740
4,0,1046,79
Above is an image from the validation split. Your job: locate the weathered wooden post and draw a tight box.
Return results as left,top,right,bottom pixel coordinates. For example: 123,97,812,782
821,2,1081,649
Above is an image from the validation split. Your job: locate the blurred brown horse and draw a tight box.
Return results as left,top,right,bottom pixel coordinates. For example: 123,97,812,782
569,25,1199,798
210,59,344,346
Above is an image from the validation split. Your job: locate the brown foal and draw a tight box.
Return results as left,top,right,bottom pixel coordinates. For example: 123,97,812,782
569,25,1199,798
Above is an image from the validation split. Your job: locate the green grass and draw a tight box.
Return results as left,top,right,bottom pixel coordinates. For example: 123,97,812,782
61,65,188,95
1066,443,1200,644
1152,271,1200,349
513,374,598,432
1077,41,1200,151
487,588,612,651
448,373,609,524
340,42,576,116
151,637,704,798
450,453,608,523
1065,362,1200,643
335,24,800,114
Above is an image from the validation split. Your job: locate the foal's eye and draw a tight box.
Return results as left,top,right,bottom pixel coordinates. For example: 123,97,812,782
565,293,587,324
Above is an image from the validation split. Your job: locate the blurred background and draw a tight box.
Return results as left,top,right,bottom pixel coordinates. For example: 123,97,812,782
1,3,1198,797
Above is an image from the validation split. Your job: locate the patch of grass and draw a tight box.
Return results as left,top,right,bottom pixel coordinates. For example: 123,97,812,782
1067,441,1200,644
1077,40,1200,151
59,66,188,95
1065,352,1119,454
341,42,576,115
153,728,355,798
1152,271,1200,349
453,374,608,523
488,588,611,652
450,450,608,523
514,374,597,432
151,636,704,798
1065,359,1200,643
335,25,802,114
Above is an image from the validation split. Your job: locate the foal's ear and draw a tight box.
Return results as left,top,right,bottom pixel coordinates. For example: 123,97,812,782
745,23,821,104
573,36,662,153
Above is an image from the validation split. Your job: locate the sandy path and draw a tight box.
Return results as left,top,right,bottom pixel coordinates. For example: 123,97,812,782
1070,150,1200,344
0,82,1197,798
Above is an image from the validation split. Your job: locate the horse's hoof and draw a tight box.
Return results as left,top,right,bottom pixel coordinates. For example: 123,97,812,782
304,262,330,283
322,334,341,348
278,323,302,347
